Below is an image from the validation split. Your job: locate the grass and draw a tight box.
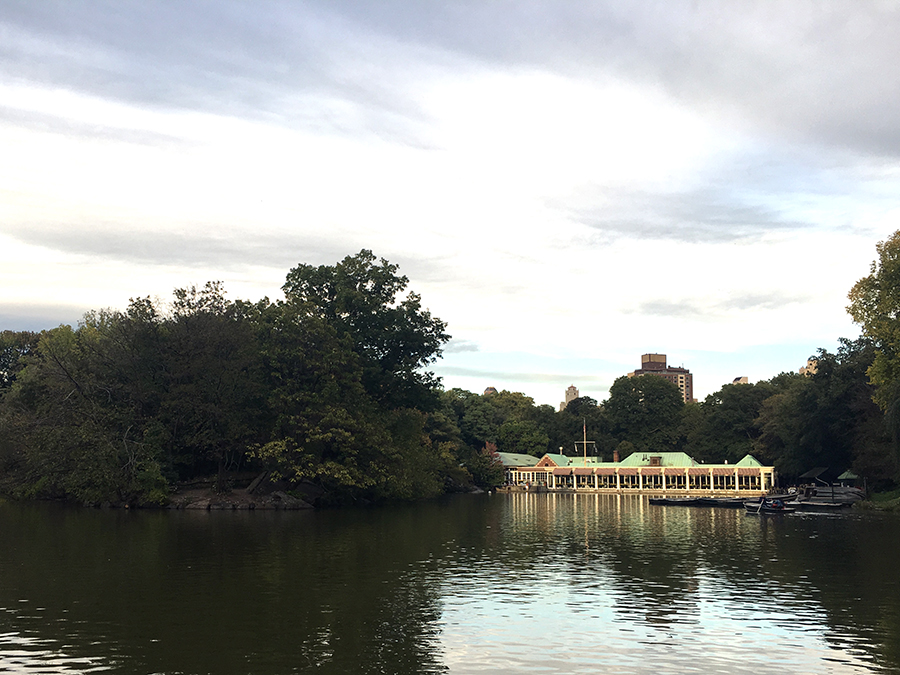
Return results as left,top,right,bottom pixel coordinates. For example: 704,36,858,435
857,487,900,511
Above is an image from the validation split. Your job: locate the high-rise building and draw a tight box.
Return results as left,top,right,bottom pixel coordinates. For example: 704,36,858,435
799,358,818,376
627,353,694,403
559,385,579,411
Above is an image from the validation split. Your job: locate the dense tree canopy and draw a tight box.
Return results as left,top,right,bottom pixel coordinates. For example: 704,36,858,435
606,375,684,452
282,250,449,410
0,253,462,506
5,233,900,506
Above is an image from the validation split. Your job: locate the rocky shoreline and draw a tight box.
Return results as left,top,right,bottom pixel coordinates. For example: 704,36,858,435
166,487,313,510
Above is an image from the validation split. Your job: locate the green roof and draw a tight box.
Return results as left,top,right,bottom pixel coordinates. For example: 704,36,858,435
563,456,615,467
735,454,763,467
618,452,697,467
496,452,542,467
522,451,775,470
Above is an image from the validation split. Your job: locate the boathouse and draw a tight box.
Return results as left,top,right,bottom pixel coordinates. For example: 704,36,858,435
507,451,774,496
496,452,543,485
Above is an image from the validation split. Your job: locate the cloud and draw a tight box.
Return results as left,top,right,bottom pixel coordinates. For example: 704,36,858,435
566,186,803,244
0,2,445,147
361,1,900,156
1,221,348,271
5,1,900,157
0,105,188,147
632,292,810,319
0,303,86,332
443,339,479,354
437,364,610,385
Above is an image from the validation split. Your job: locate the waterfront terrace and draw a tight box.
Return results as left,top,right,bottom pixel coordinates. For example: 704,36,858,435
503,451,774,497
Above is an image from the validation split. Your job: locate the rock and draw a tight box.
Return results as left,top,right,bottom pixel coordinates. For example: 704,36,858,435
272,491,313,509
246,471,269,495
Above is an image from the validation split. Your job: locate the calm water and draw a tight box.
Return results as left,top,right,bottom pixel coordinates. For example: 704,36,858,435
1,493,899,675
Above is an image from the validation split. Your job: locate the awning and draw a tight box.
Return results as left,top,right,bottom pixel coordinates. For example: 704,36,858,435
617,467,639,476
641,467,661,475
595,468,616,475
552,468,572,476
688,468,709,476
664,467,685,475
737,467,759,476
712,467,735,476
573,468,594,476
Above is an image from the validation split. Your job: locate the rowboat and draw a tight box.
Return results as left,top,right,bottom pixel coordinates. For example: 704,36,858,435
744,500,796,515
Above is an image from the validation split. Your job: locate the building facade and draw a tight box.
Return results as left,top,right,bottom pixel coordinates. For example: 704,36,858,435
503,451,774,496
559,385,579,411
627,353,694,403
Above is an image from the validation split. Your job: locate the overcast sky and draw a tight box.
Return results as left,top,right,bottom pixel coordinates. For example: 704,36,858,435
2,1,899,407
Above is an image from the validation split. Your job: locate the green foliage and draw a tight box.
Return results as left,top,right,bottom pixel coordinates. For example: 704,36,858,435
753,341,895,482
497,419,549,456
606,375,683,452
848,232,900,409
7,237,900,505
685,382,776,463
0,330,39,393
466,442,505,488
282,250,449,410
1,323,169,504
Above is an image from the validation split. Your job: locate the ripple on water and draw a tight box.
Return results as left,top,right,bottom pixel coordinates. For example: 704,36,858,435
0,630,110,674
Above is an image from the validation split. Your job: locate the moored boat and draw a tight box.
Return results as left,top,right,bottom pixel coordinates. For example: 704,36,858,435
648,497,702,506
744,499,796,515
697,497,747,508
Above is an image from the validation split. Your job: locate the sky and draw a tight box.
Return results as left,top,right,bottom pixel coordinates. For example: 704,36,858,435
2,1,899,408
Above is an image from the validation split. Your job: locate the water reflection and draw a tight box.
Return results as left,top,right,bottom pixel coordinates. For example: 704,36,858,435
1,496,899,674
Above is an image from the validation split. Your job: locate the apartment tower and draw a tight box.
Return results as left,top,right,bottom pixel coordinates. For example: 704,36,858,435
627,353,694,403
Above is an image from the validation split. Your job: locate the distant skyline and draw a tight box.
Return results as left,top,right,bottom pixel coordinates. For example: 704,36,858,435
2,1,898,407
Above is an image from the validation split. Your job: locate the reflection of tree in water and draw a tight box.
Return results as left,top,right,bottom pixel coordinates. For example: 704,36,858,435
749,513,900,672
492,493,900,672
0,501,483,675
3,498,900,673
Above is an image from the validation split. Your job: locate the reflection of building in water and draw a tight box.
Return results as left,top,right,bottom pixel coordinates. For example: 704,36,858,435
503,451,774,496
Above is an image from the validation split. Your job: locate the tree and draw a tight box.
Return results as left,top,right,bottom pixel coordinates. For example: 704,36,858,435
752,374,810,475
686,382,776,463
160,283,267,489
465,442,505,488
752,343,894,482
605,375,683,452
496,419,549,456
251,298,391,502
848,230,900,413
1,322,168,505
282,250,449,409
0,330,39,393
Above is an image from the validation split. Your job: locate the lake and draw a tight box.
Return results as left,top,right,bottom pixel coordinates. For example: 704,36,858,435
1,493,899,674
